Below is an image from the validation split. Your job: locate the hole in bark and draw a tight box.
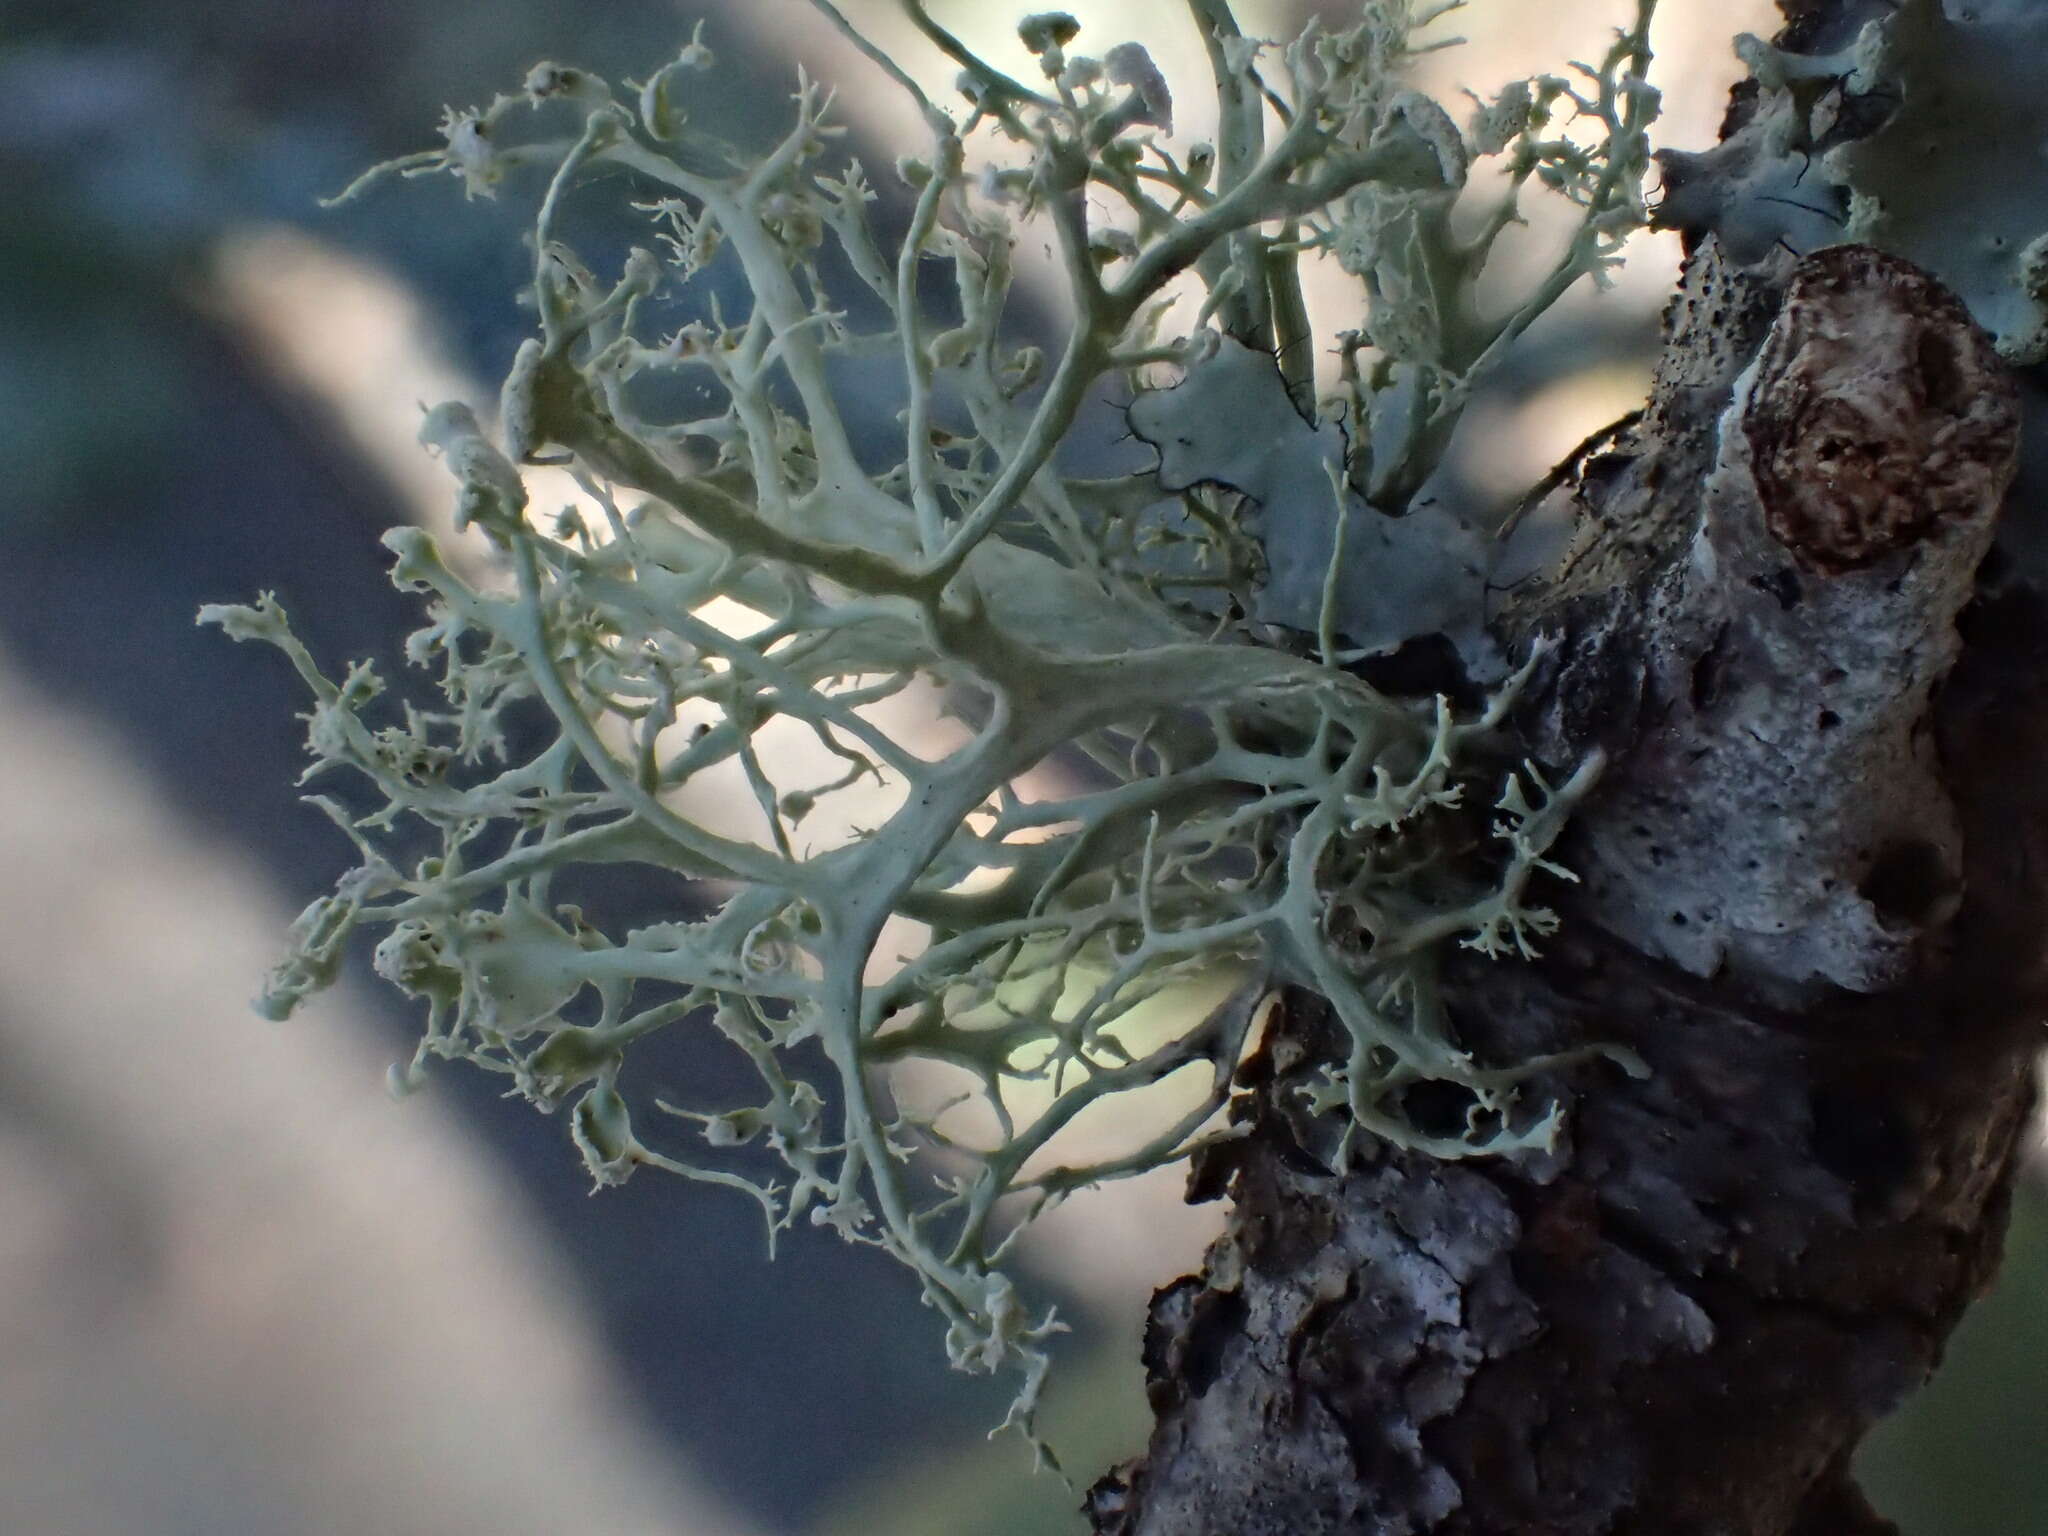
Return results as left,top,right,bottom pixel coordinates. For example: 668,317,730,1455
1917,329,1962,411
1817,709,1841,731
1399,1078,1483,1141
1354,632,1478,706
1177,1287,1247,1400
1752,567,1802,610
1858,838,1954,928
1690,625,1733,710
1809,1083,1916,1213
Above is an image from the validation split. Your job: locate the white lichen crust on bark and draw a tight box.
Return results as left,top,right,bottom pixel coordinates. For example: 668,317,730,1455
1572,247,2018,992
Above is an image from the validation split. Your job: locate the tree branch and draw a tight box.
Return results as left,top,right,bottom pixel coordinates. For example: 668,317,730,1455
1089,94,2041,1536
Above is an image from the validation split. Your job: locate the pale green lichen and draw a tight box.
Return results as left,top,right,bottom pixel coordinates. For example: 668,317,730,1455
203,0,1659,1451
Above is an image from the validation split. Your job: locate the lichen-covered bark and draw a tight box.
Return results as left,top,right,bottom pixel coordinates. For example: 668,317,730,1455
1087,27,2043,1533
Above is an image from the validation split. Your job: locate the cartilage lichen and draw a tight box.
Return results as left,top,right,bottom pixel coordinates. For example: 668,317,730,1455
203,0,1658,1449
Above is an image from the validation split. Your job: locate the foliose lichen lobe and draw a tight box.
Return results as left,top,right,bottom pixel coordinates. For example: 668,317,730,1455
1656,0,2048,364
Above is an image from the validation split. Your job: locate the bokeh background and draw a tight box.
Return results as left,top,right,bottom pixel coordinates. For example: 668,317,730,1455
1,1,2041,1532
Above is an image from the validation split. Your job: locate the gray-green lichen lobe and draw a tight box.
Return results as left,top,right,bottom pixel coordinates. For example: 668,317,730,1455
1657,0,2048,364
1833,0,2048,365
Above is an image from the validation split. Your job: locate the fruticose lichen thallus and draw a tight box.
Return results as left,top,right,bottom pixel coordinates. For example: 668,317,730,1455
201,1,1659,1452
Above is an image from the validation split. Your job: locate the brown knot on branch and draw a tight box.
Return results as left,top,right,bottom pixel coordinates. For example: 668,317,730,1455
1745,247,2019,575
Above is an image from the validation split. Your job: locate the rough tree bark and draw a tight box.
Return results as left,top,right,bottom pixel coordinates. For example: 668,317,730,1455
1086,7,2044,1532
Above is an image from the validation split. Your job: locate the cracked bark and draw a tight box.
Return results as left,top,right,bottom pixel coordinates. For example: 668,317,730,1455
1086,20,2043,1536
